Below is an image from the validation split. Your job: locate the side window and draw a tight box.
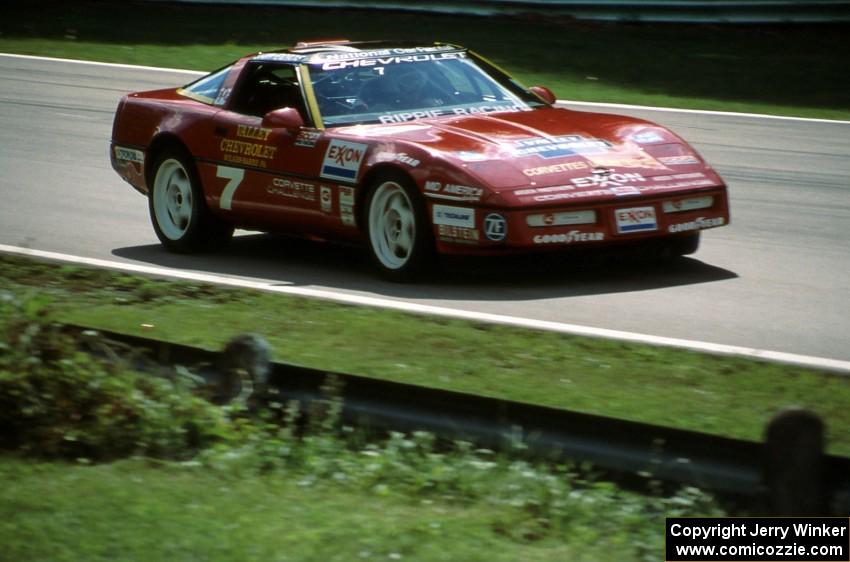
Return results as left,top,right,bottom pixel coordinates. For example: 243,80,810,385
180,65,232,105
230,63,308,120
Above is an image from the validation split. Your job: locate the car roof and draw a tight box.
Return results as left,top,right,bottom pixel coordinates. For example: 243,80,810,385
249,40,465,65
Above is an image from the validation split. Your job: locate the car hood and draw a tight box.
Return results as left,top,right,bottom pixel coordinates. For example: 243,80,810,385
343,106,721,197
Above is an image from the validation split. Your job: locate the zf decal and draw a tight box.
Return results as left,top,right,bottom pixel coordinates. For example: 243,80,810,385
484,213,507,242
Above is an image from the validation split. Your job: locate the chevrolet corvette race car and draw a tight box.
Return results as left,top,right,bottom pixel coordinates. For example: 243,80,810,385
110,40,729,280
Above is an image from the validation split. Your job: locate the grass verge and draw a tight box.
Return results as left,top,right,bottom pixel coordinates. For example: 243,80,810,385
2,253,849,455
1,0,849,119
0,302,720,562
0,452,716,562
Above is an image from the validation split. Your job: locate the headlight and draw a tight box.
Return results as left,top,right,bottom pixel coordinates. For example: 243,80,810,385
662,196,713,213
526,210,596,227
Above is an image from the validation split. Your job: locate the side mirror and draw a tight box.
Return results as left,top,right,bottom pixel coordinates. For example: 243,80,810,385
529,86,556,105
262,107,304,132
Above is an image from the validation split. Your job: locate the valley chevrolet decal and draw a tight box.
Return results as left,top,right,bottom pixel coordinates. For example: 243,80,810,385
220,125,278,168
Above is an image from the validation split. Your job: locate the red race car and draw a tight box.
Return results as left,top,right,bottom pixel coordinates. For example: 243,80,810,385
110,40,729,280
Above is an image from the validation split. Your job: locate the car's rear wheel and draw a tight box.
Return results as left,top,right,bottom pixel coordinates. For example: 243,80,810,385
149,151,233,253
365,172,433,281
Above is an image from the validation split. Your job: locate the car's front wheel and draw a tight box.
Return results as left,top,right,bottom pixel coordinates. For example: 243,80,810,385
365,172,433,281
149,151,233,253
669,232,701,256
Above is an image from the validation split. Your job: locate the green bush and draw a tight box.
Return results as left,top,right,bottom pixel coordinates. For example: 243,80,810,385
0,293,226,460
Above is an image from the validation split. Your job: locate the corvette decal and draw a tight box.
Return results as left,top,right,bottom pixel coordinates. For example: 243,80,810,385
522,161,589,176
266,177,317,201
321,140,367,182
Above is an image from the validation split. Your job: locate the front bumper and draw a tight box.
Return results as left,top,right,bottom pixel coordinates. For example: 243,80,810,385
430,188,730,256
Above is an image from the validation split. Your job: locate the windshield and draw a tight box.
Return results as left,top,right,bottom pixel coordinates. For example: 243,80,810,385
309,51,543,127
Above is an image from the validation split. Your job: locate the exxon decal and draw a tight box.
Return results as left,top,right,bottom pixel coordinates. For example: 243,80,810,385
571,173,645,188
321,140,367,182
615,206,657,234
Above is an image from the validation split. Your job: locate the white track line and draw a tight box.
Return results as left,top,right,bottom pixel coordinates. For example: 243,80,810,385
3,52,849,125
0,53,203,75
3,244,849,374
558,99,850,126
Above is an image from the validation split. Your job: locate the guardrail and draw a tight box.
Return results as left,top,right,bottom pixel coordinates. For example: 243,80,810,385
72,324,850,515
152,0,850,23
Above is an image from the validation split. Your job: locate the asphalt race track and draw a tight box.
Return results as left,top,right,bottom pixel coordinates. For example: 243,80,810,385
1,54,848,362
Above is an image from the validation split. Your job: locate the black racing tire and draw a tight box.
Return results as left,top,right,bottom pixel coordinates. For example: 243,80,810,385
148,150,233,253
668,232,701,257
364,171,434,282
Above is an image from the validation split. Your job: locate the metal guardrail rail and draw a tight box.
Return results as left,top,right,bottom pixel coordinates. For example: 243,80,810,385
71,324,850,513
152,0,850,23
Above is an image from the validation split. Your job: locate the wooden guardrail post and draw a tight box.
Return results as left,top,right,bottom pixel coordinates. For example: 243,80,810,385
763,407,827,515
215,333,272,406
